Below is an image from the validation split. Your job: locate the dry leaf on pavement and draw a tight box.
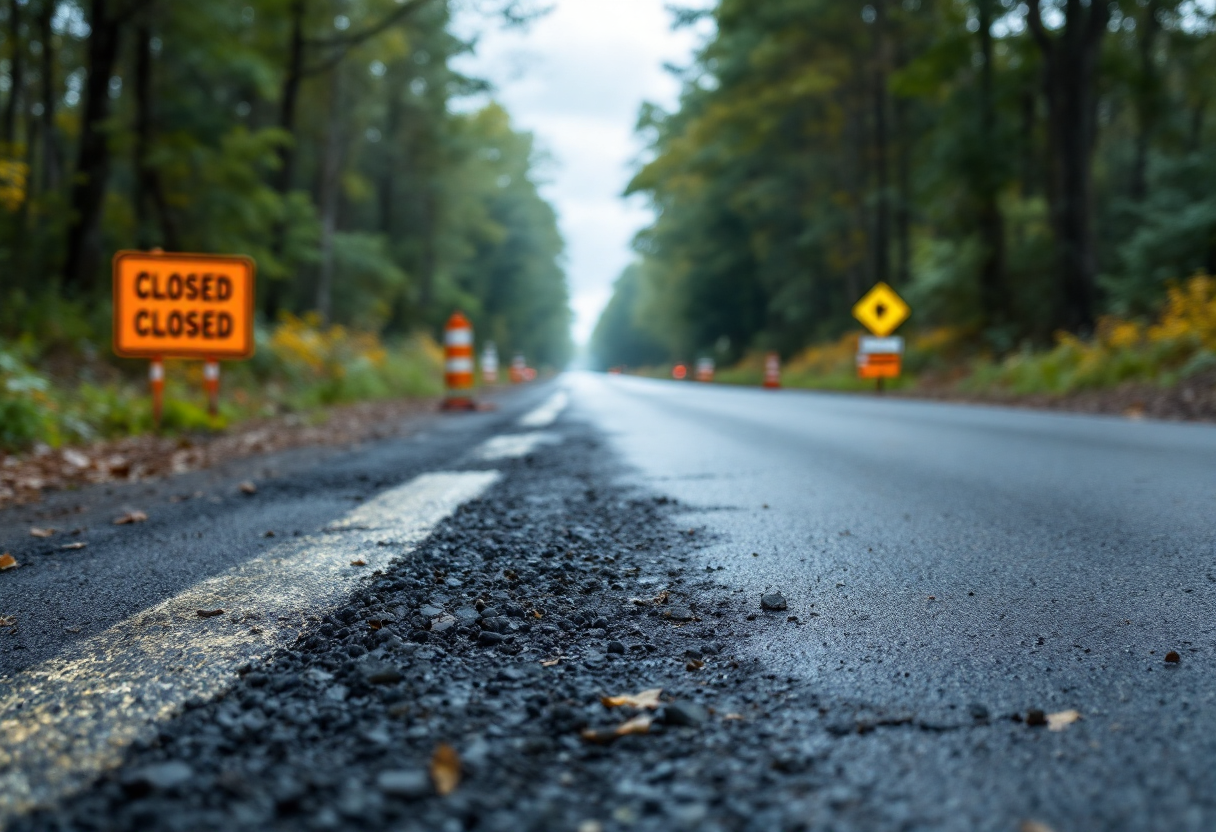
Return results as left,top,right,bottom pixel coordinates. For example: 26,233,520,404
0,616,15,627
1021,822,1056,832
113,511,148,525
350,559,367,567
0,554,17,571
239,481,257,495
541,656,565,667
196,609,225,618
59,542,88,550
1047,710,1080,731
581,714,654,744
29,527,55,538
430,744,461,796
601,688,662,710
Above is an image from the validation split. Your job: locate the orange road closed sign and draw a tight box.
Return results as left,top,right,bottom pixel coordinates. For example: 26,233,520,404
112,251,256,359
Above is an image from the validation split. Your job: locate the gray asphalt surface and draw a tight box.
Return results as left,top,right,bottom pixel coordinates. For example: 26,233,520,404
3,373,1216,831
571,372,1216,825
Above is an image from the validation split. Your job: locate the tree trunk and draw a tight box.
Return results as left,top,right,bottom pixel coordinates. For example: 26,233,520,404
1130,0,1159,203
37,0,59,194
3,0,24,149
894,95,911,288
264,0,307,319
871,0,890,287
976,0,1007,333
316,69,345,325
62,0,123,293
1026,0,1110,333
133,21,177,251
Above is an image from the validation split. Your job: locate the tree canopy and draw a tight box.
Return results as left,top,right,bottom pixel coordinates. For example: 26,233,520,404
593,0,1216,369
0,0,571,368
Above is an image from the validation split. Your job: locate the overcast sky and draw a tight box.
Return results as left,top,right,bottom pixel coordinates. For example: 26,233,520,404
455,1,712,346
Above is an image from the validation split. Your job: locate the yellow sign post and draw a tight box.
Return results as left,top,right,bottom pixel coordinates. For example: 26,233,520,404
112,251,256,426
852,282,910,391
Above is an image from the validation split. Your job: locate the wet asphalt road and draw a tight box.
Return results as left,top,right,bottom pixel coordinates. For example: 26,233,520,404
3,372,1216,831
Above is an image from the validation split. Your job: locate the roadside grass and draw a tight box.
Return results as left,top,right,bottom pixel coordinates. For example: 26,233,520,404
0,314,445,454
621,274,1216,400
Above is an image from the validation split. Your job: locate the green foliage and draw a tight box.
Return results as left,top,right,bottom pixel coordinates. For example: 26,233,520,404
597,0,1216,370
0,0,570,395
590,264,668,369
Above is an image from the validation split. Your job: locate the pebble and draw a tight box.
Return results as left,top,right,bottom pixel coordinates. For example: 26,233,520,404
120,761,195,796
607,640,626,654
666,606,695,622
362,664,404,685
760,591,788,611
664,701,708,727
478,631,506,647
375,770,432,800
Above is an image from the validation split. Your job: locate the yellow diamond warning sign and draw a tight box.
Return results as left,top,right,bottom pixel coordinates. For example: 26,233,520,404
852,282,910,338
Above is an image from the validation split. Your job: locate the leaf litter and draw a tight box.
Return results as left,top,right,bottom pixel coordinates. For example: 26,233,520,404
430,744,461,796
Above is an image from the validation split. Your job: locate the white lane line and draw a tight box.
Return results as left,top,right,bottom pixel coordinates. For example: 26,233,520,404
518,391,568,428
473,431,562,461
0,470,499,827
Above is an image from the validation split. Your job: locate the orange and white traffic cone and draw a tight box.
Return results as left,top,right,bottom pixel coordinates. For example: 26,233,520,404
763,352,781,389
510,353,526,384
442,311,477,411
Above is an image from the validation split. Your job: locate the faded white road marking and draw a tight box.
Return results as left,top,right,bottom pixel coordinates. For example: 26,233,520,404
0,470,499,828
473,431,562,461
518,391,568,428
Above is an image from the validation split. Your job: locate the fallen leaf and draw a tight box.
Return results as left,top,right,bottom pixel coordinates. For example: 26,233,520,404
350,559,367,567
59,542,88,550
1047,710,1081,732
1165,650,1181,663
0,554,17,571
581,715,654,744
1021,822,1056,832
0,616,15,627
368,619,383,630
430,743,461,796
601,688,662,710
63,449,92,469
29,527,55,538
113,511,148,525
196,609,225,618
1025,709,1047,727
685,659,705,672
616,714,652,735
239,481,257,495
541,656,565,667
722,713,745,721
653,590,670,605
532,609,543,619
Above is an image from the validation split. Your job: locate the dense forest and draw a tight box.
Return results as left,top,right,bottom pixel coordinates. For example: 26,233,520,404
0,0,571,368
593,0,1216,369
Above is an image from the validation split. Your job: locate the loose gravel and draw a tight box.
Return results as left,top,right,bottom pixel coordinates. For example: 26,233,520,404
10,417,1216,832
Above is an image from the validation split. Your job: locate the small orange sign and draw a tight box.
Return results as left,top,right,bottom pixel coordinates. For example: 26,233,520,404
857,353,901,379
112,251,255,359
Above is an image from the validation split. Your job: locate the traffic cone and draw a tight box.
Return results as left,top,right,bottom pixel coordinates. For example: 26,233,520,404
441,311,477,411
763,352,781,389
510,353,526,384
695,357,715,382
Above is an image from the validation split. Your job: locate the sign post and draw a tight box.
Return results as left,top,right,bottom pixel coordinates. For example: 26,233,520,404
852,282,910,392
113,251,256,428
